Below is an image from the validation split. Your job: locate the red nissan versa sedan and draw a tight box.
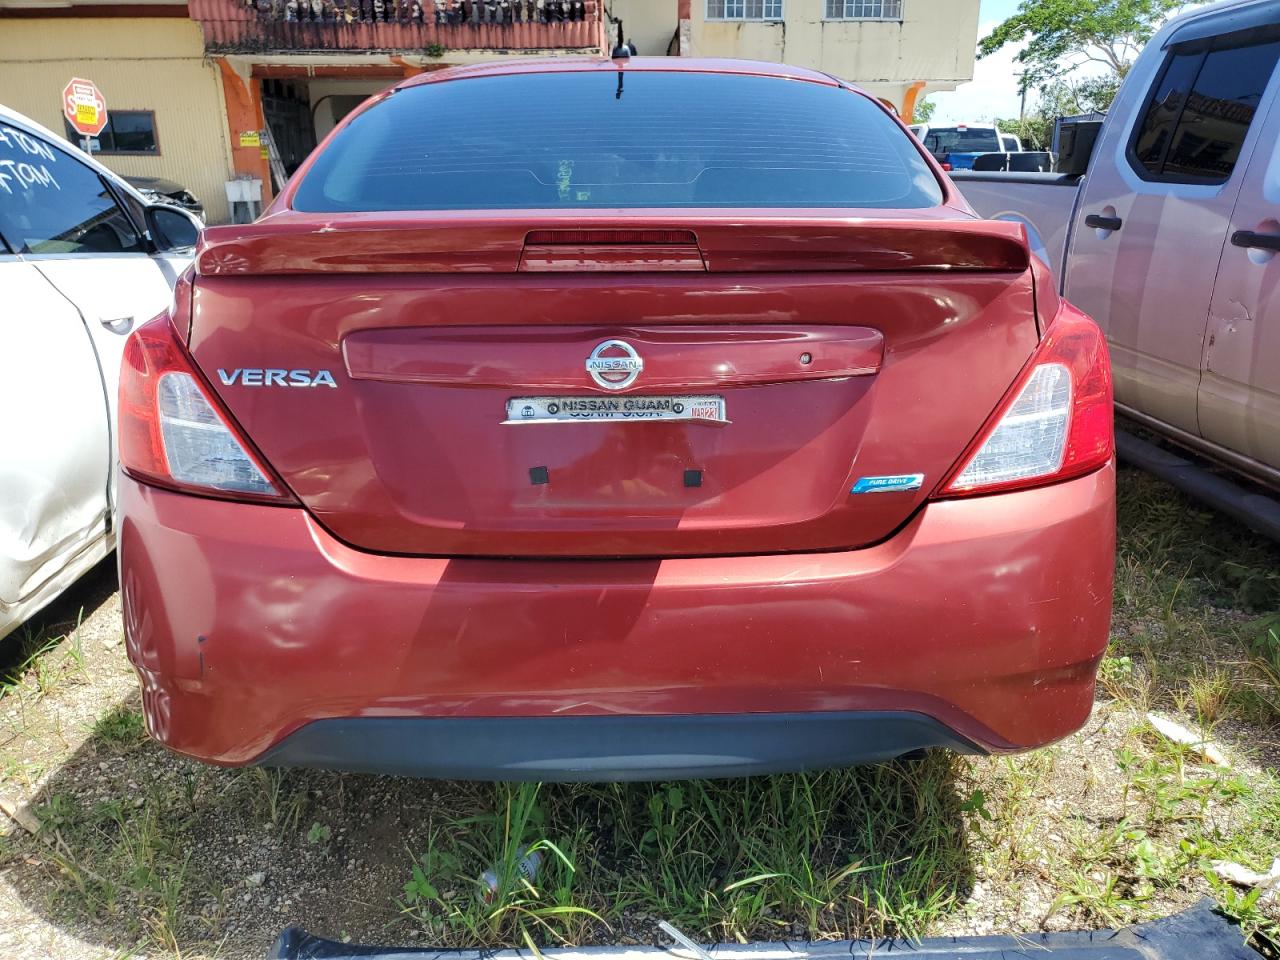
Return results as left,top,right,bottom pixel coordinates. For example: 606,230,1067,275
117,58,1115,781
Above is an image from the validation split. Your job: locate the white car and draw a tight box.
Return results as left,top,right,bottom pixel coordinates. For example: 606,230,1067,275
1,104,201,641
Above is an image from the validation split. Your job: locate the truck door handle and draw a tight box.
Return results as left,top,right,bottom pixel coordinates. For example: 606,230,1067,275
1231,229,1280,252
1084,214,1123,231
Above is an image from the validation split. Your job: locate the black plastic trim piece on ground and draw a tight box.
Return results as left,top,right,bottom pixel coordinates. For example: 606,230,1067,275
256,711,980,782
268,899,1262,959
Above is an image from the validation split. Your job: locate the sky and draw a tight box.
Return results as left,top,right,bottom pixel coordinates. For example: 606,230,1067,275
926,0,1102,124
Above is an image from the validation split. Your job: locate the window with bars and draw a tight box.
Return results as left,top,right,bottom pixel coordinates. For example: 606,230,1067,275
707,0,783,21
825,0,903,20
62,110,159,155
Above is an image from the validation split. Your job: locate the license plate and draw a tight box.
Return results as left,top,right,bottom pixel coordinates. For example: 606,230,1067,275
504,396,728,425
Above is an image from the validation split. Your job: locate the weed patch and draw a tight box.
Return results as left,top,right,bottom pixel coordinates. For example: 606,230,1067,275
91,705,145,749
1110,467,1280,728
398,759,972,946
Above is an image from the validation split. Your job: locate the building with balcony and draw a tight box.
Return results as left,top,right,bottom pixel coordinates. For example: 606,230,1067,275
0,0,977,223
0,0,607,221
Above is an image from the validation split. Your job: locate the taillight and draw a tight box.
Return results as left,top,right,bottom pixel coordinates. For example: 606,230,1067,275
938,303,1112,497
119,313,295,504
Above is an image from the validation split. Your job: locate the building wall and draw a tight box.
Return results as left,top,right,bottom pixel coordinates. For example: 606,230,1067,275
604,0,678,56
307,78,401,140
0,18,235,222
610,0,979,114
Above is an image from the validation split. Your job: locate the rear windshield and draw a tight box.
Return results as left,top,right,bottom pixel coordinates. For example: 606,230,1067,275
292,72,944,211
923,127,1000,155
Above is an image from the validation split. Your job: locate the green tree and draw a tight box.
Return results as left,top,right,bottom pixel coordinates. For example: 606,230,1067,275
913,96,936,124
996,74,1123,150
996,115,1053,151
978,0,1189,90
1041,74,1123,114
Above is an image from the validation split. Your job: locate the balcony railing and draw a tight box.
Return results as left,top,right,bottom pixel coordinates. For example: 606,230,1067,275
255,0,590,25
192,0,604,53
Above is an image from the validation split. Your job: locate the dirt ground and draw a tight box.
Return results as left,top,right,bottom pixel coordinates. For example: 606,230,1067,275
1,465,1278,960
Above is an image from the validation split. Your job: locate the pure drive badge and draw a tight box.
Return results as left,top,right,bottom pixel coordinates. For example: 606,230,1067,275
851,474,925,494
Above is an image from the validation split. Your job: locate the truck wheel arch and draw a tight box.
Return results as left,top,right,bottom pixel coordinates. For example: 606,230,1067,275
989,213,1050,266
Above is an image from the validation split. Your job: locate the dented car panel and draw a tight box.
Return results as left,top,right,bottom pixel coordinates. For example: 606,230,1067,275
0,259,112,610
0,103,192,640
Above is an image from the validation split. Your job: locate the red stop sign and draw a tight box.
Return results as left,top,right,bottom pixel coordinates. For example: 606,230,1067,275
63,77,108,138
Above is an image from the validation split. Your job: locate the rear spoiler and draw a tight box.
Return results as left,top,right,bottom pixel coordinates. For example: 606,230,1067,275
195,215,1030,276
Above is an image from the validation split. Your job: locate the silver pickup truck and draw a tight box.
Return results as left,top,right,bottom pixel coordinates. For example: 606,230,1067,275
955,0,1280,497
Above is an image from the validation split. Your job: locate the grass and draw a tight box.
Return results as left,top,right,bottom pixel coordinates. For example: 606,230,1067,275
1110,467,1280,726
397,760,972,946
386,740,1280,950
91,705,146,749
1,609,89,702
34,791,200,950
0,466,1278,957
387,741,1280,950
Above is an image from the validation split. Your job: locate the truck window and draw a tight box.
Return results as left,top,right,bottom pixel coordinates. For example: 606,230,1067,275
1131,36,1280,183
922,127,1000,156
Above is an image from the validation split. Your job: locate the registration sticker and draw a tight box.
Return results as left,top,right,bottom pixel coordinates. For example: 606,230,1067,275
505,396,728,425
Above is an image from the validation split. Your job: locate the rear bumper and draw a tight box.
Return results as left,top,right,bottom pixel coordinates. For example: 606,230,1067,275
119,463,1115,778
258,712,978,781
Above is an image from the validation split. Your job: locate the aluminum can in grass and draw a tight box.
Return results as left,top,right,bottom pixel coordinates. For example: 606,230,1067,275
480,847,543,902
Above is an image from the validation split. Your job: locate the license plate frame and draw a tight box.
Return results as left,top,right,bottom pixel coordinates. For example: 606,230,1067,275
504,395,728,425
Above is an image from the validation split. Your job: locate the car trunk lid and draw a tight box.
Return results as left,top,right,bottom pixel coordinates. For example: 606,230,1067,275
188,214,1038,558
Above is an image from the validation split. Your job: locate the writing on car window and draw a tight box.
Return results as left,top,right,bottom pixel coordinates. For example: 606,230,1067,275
0,122,143,255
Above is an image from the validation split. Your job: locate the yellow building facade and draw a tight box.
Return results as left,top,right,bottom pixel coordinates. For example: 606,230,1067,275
0,17,237,222
0,1,607,223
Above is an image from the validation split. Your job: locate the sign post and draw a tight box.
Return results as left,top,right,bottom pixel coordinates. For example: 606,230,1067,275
62,77,108,153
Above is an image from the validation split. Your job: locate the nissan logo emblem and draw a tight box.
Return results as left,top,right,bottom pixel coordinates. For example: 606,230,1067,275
585,339,643,390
